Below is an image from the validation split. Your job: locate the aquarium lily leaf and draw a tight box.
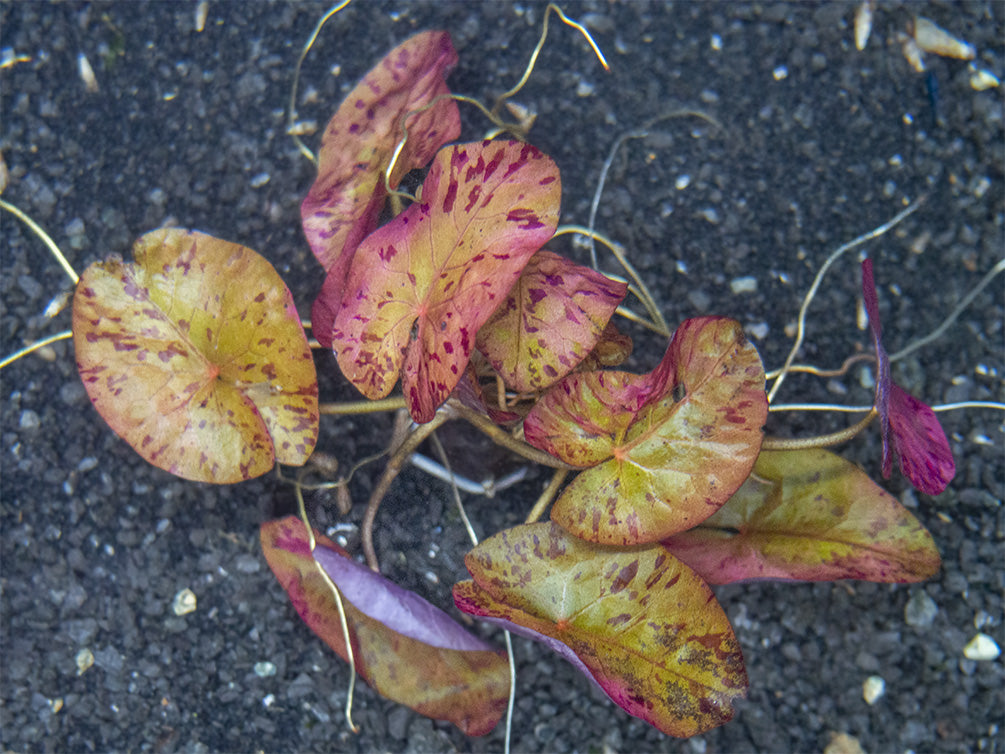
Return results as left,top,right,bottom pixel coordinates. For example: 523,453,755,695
453,521,747,738
524,317,767,545
328,140,561,423
261,517,509,736
302,30,460,280
73,229,318,483
476,250,628,392
663,448,942,583
861,258,954,495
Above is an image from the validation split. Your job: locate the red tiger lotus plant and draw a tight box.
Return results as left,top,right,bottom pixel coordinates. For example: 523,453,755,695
56,20,957,744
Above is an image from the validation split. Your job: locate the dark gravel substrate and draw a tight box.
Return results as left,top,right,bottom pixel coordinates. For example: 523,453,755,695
2,2,1002,753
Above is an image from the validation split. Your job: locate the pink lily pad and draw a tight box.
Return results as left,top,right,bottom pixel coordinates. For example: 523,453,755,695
327,140,561,423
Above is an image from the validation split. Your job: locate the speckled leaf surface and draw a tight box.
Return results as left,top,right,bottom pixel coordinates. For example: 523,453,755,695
663,448,942,584
301,31,459,281
524,317,767,545
453,522,747,738
261,517,508,736
73,229,318,483
476,250,627,392
330,140,561,422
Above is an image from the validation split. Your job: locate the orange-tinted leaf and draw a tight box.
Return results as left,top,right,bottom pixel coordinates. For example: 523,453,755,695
301,31,460,278
476,250,627,392
261,517,508,736
663,448,942,584
330,140,561,423
73,229,318,483
524,317,767,545
453,522,747,738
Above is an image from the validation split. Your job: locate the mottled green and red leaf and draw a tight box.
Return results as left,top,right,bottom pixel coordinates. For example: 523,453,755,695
304,31,460,348
261,517,508,736
453,522,747,738
663,448,942,583
328,139,561,422
476,250,627,392
73,229,318,483
524,317,767,545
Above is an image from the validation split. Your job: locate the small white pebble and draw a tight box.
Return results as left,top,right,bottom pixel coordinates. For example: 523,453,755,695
730,276,757,294
863,675,885,705
772,65,788,81
969,67,1000,91
75,648,94,675
250,172,270,188
675,174,691,190
576,80,595,98
254,661,277,678
710,34,722,51
744,322,769,340
963,633,1000,661
172,588,197,616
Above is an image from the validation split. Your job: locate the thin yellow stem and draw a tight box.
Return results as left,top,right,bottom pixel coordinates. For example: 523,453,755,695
450,402,576,470
294,482,360,734
491,3,609,119
524,467,569,524
762,409,877,451
1,198,79,285
0,330,73,370
319,396,407,415
287,0,353,165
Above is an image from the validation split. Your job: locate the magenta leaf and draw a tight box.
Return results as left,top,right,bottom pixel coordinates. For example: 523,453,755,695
862,259,954,494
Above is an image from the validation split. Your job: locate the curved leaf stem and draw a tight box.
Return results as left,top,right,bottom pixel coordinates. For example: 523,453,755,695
524,467,569,524
555,224,669,336
0,329,72,370
1,197,79,285
360,411,449,572
490,3,609,120
319,396,407,415
287,0,352,165
294,481,360,733
767,196,925,404
449,402,577,471
890,257,1005,363
761,408,877,451
764,352,874,381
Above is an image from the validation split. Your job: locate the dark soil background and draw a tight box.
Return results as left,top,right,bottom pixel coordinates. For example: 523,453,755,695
2,2,1002,752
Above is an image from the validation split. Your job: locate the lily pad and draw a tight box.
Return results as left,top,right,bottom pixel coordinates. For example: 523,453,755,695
302,30,460,280
476,250,628,392
524,317,767,544
328,139,561,423
261,517,509,736
453,521,747,738
73,229,318,483
663,448,942,583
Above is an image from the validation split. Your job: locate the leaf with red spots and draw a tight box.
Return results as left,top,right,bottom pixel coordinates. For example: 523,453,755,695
453,521,747,738
663,448,941,584
72,229,318,483
328,140,561,423
261,517,508,736
524,317,767,545
302,31,460,283
476,250,627,392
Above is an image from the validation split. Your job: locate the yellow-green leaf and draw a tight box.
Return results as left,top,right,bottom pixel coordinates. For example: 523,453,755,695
663,448,942,583
73,229,318,483
525,317,767,544
453,522,747,738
